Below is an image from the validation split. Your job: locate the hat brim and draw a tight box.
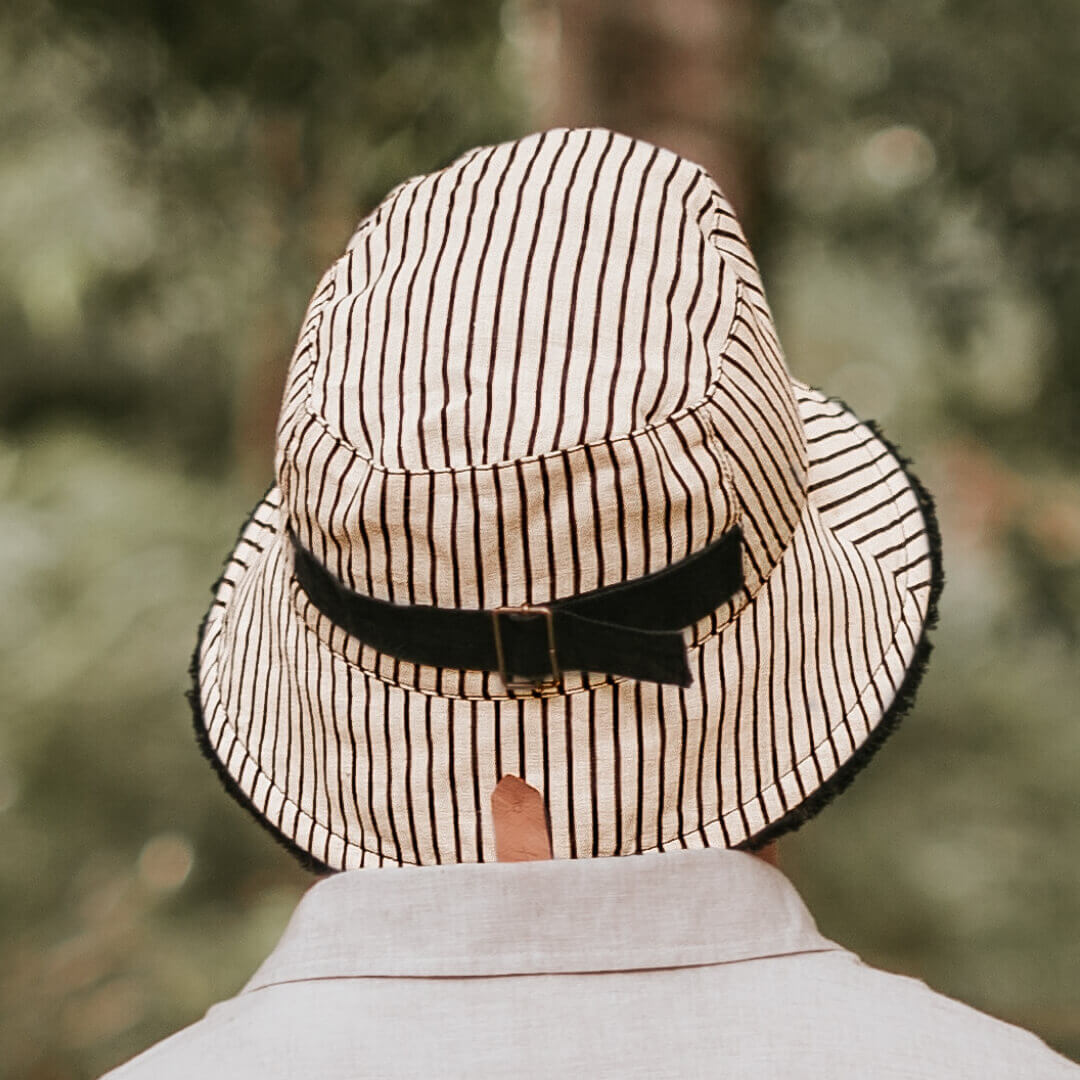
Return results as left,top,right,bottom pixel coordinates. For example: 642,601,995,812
192,383,942,871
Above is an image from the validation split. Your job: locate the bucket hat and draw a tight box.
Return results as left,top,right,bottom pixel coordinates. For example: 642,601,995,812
192,127,943,872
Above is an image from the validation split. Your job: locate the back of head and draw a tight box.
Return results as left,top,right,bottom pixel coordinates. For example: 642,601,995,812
192,128,941,871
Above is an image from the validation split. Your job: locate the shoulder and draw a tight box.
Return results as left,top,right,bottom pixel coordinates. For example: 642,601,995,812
98,982,391,1080
98,1000,270,1080
97,947,1080,1080
773,947,1079,1078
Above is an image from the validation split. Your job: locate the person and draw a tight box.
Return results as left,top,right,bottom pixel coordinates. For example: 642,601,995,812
102,128,1078,1078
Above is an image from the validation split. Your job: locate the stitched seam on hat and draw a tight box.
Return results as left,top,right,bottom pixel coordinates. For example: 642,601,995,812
279,281,749,660
292,284,747,476
280,379,858,703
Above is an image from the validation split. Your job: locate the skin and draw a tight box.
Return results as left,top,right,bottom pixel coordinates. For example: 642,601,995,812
754,841,780,868
491,775,781,867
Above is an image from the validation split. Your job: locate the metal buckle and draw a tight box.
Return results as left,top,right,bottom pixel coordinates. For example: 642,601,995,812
491,605,561,696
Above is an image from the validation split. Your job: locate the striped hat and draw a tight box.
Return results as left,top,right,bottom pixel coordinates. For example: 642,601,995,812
192,128,943,872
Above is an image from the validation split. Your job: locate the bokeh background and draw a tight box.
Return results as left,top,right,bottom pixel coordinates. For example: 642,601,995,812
2,0,1078,1075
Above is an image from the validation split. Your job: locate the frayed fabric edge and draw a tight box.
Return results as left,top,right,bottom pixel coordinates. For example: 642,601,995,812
739,403,945,851
189,487,334,876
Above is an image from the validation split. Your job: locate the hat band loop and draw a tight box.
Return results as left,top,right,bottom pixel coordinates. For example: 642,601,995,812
288,525,744,692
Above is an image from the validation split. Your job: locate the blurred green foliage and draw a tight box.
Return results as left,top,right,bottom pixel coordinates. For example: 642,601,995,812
1,0,1078,1076
759,0,1080,1063
762,0,1080,467
0,0,519,467
0,1,519,1076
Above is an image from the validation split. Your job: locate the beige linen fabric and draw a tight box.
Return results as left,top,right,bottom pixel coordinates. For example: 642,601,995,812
102,850,1078,1079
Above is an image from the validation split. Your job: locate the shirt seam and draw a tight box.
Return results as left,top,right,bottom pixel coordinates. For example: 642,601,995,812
242,944,845,993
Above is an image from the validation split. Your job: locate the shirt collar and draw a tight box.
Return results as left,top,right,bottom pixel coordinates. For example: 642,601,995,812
245,848,839,990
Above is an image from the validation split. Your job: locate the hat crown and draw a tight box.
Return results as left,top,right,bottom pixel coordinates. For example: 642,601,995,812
276,129,807,620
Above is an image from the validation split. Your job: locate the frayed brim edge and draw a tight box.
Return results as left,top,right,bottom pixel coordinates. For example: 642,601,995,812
189,490,334,876
738,403,945,851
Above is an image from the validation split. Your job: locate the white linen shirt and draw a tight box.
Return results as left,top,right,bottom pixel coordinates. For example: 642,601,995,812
102,849,1078,1079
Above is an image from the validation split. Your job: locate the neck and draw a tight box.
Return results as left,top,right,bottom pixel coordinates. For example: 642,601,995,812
754,842,780,868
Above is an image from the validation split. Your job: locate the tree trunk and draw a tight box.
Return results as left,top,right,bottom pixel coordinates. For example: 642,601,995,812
516,0,762,222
